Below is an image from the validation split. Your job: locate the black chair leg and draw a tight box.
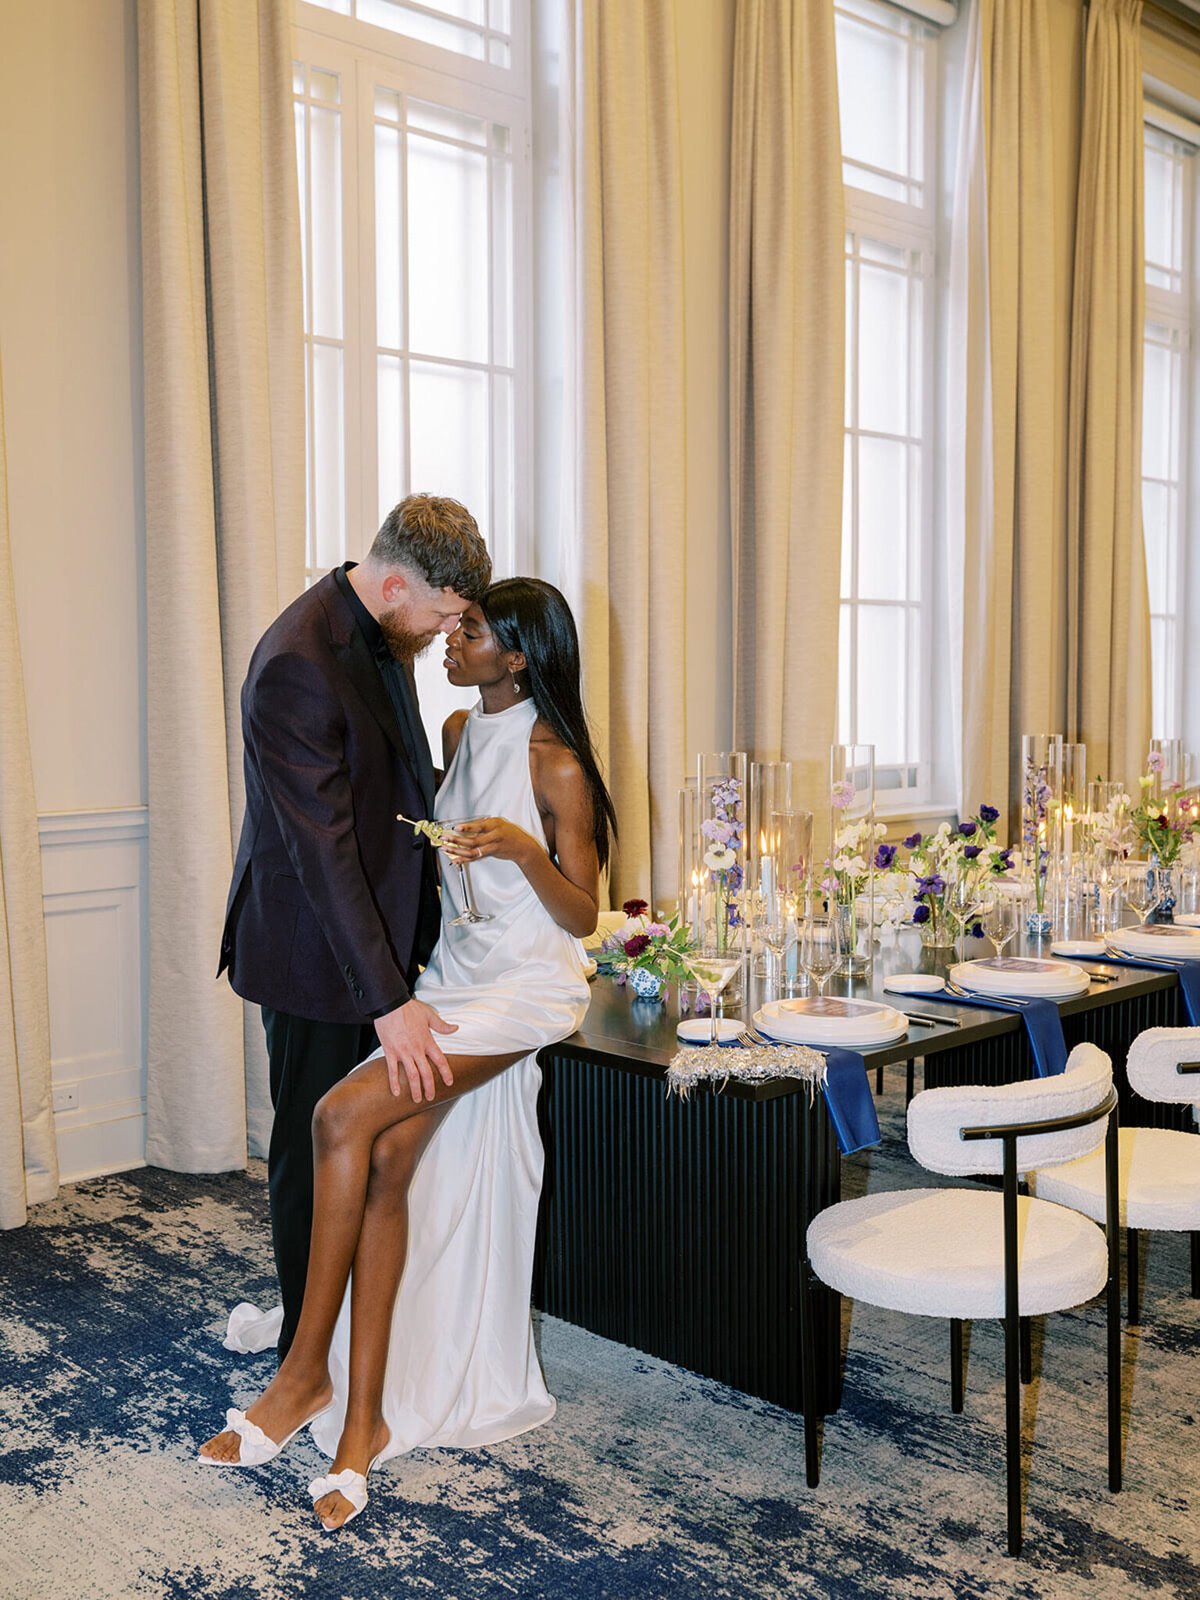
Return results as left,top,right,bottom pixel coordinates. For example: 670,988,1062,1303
950,1319,964,1413
876,1063,884,1095
1019,1317,1032,1385
1191,1232,1199,1299
906,1057,916,1105
1127,1228,1140,1325
1004,1313,1022,1556
798,1254,822,1488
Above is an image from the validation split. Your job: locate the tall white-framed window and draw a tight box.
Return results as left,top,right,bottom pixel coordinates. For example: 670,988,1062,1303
1142,116,1194,745
294,0,532,740
834,0,938,811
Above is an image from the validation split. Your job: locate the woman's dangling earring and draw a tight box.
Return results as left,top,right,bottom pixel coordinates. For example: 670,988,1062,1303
512,672,521,696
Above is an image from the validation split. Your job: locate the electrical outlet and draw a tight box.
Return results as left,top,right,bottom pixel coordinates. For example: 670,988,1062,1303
52,1085,78,1113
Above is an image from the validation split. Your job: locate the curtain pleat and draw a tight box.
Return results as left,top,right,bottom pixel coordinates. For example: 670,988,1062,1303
728,0,844,817
138,0,304,1169
950,0,1065,830
1066,0,1152,785
0,347,57,1230
561,0,687,909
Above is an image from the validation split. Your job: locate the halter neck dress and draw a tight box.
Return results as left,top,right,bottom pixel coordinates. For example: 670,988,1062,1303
310,695,591,1462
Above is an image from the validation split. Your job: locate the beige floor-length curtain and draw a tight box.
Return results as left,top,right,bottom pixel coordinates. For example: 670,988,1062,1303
1066,0,1152,785
560,0,686,909
728,0,844,817
139,0,305,1169
0,348,57,1230
948,0,1065,830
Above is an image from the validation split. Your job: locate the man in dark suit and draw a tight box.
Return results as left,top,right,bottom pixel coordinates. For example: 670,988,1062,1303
218,494,491,1358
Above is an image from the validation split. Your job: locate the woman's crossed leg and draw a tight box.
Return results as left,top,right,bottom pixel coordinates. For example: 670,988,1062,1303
199,1047,523,1526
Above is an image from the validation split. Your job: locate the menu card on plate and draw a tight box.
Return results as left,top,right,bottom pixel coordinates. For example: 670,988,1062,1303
1130,924,1200,939
974,957,1062,973
780,997,886,1019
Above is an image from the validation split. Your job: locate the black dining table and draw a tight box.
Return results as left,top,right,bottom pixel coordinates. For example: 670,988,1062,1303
531,929,1190,1415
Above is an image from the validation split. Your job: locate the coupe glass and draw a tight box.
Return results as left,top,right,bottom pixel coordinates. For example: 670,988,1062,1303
799,913,842,999
691,950,744,1045
442,818,495,926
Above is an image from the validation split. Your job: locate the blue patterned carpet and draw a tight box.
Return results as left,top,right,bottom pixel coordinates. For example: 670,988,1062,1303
1,1077,1198,1600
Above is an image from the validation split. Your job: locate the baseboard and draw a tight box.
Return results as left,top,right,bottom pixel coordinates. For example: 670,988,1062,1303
55,1111,147,1184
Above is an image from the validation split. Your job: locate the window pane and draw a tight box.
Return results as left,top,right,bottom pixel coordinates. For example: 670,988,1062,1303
492,372,513,562
311,68,340,105
375,123,403,350
1144,140,1179,275
312,342,346,570
409,360,489,531
377,353,405,521
310,106,343,340
838,603,852,744
1150,616,1174,738
295,104,309,336
857,261,908,435
407,134,489,362
836,12,909,182
856,606,907,766
856,436,907,601
841,434,853,595
1142,337,1175,481
408,100,488,146
357,0,486,59
1141,480,1171,616
491,152,513,366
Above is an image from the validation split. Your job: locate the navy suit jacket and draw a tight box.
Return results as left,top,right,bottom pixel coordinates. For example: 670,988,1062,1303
218,572,439,1024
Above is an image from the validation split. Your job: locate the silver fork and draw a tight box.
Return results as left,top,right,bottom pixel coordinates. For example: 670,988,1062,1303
944,978,1030,1007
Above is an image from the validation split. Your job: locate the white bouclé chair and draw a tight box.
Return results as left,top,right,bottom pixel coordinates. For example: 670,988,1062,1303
1030,1027,1200,1324
801,1044,1121,1557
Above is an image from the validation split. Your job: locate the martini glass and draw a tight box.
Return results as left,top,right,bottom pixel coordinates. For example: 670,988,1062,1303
691,950,744,1045
442,818,495,926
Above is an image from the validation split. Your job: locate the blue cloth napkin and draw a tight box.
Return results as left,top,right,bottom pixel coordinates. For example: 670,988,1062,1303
941,991,1068,1077
1090,953,1200,1025
818,1046,883,1154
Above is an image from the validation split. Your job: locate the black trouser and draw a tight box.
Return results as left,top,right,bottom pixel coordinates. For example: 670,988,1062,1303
262,1007,380,1362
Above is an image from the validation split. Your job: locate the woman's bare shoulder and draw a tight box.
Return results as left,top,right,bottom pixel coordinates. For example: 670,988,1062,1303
442,708,471,765
529,721,586,790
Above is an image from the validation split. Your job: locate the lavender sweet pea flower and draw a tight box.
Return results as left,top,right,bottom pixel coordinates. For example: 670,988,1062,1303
903,832,922,849
874,843,897,870
1147,750,1167,774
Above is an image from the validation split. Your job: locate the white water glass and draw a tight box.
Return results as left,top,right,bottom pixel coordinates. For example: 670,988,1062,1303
981,886,1018,958
800,914,842,999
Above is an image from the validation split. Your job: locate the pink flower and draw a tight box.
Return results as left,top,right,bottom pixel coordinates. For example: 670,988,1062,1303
1147,750,1167,774
646,922,670,937
832,779,856,809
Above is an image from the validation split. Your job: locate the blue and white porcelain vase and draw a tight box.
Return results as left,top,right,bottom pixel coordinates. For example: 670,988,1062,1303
628,966,666,1002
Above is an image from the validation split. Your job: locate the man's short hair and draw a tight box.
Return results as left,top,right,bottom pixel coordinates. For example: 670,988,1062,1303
369,494,491,602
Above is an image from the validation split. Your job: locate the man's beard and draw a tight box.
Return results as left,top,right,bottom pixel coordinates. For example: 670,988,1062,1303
378,608,438,664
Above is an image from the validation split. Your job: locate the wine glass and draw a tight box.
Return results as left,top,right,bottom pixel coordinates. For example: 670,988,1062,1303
948,872,983,963
1122,863,1158,926
980,884,1018,959
754,890,798,1001
442,818,495,926
691,950,744,1045
799,913,842,1000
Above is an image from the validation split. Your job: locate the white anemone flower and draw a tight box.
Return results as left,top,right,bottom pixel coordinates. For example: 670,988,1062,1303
704,844,737,872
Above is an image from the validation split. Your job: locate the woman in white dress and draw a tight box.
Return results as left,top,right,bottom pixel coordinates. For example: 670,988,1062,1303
199,578,617,1530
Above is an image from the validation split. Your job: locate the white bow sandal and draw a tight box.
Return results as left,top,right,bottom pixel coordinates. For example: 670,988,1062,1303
309,1445,387,1531
197,1402,332,1468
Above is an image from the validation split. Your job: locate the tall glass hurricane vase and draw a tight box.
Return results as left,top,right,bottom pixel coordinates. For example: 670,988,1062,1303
829,744,875,975
698,752,749,959
1020,734,1062,936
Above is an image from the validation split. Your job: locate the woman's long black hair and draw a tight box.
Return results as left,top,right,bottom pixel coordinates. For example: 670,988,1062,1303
480,577,618,872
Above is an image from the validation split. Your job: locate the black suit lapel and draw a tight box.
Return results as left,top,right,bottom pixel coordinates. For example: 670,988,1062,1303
331,629,419,786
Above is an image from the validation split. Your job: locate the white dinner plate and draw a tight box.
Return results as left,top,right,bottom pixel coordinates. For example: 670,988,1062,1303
1107,924,1200,962
676,1017,743,1045
882,973,946,995
755,997,909,1048
1176,913,1200,928
949,956,1090,998
1050,940,1107,959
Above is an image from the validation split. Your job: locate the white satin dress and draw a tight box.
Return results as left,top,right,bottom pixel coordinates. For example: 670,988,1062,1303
309,695,590,1464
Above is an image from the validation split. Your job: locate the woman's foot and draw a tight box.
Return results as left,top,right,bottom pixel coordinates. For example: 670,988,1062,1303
311,1417,391,1530
198,1366,333,1465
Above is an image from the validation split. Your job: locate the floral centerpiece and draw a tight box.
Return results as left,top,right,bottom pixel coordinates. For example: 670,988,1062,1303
596,899,700,1002
1131,751,1199,920
700,777,745,953
824,784,886,968
880,806,1012,948
1021,758,1055,933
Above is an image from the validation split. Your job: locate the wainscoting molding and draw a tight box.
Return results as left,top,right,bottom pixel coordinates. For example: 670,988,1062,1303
38,807,148,1182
